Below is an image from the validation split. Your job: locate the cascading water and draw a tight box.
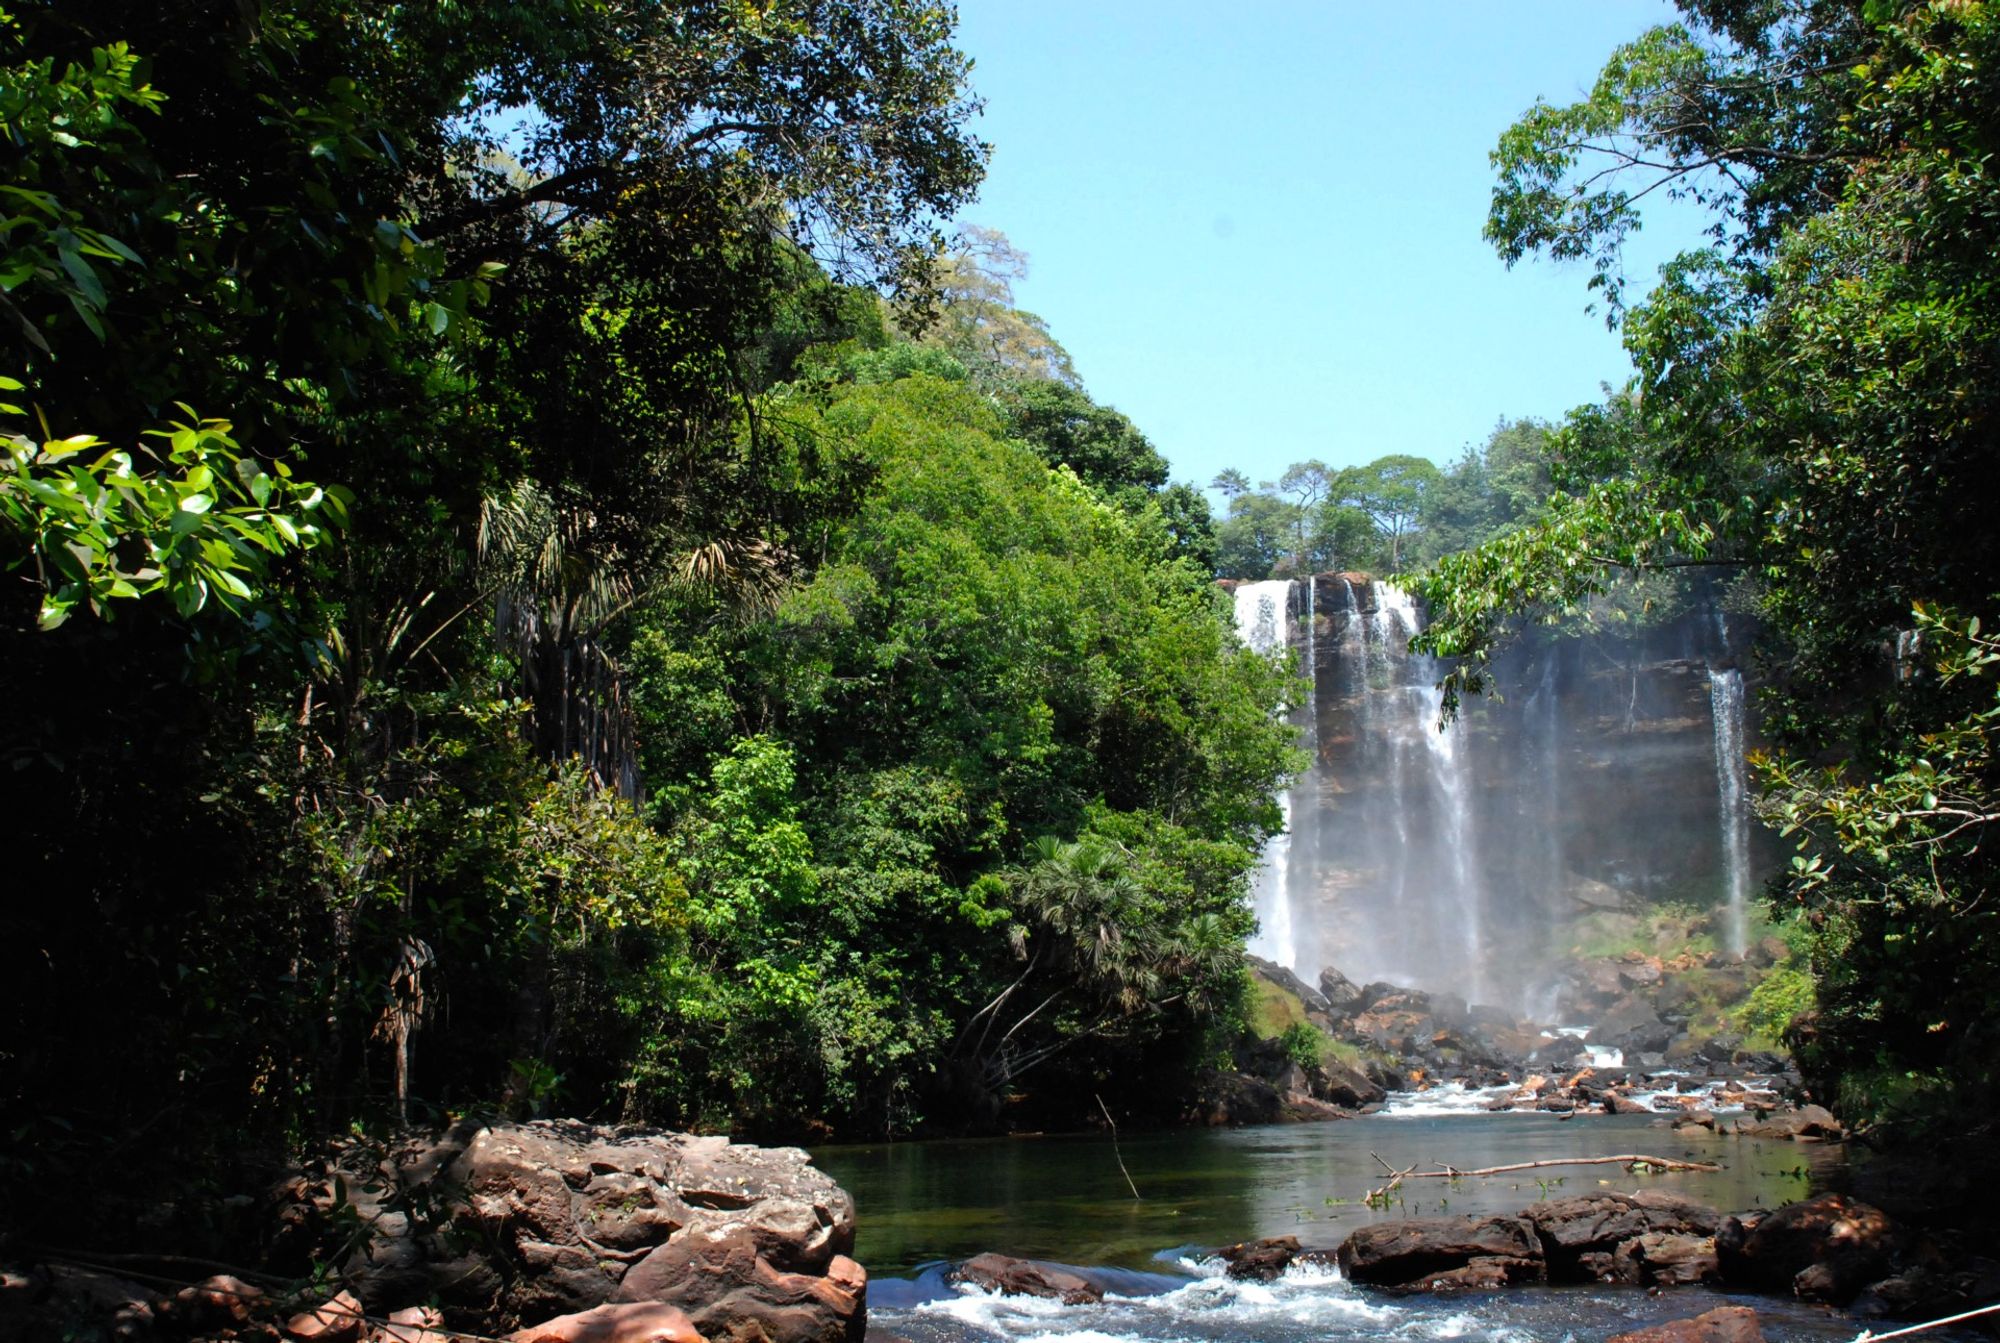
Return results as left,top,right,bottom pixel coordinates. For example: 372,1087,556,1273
1233,572,1765,1008
1233,580,1300,968
1375,582,1487,1005
1709,667,1752,957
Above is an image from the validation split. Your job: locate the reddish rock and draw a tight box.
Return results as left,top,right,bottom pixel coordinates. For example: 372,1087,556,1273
175,1273,265,1326
287,1289,366,1341
946,1254,1101,1305
1716,1193,1896,1302
510,1302,703,1343
274,1121,861,1343
372,1305,447,1343
1608,1306,1766,1342
1336,1216,1544,1288
615,1224,866,1343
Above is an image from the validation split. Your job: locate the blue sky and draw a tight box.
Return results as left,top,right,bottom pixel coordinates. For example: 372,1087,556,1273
950,1,1707,491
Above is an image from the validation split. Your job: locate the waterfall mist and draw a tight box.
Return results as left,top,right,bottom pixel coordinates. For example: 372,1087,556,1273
1231,575,1767,1011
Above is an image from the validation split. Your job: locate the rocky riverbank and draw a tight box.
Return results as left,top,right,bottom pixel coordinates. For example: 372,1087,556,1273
0,1120,865,1343
1200,950,1817,1127
943,1189,2000,1338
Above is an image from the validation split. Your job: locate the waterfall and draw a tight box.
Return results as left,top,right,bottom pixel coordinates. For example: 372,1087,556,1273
1709,667,1752,956
1377,582,1487,1005
1235,571,1762,1009
1234,580,1300,968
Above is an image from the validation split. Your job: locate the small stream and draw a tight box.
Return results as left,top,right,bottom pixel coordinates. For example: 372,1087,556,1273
815,1110,1926,1343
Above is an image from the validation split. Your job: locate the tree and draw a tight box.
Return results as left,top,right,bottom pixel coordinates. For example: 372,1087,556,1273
1212,490,1297,581
998,379,1169,496
1333,453,1441,572
906,226,1077,386
1416,0,2000,1134
0,0,992,1205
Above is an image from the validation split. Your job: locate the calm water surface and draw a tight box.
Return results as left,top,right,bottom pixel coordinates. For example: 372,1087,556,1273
813,1111,1940,1343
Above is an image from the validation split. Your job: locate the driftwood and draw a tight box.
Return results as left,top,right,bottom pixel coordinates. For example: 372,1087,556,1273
1364,1151,1721,1205
1096,1093,1141,1201
1854,1302,2000,1341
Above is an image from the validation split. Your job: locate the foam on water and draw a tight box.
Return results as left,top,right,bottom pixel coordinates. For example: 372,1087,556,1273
1380,1074,1783,1118
913,1260,1409,1343
882,1257,1869,1343
1378,1082,1518,1116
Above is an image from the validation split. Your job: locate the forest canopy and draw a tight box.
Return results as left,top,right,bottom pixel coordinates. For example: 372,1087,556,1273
0,0,1292,1207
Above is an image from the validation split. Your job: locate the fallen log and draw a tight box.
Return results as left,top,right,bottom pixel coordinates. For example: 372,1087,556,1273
1364,1152,1721,1205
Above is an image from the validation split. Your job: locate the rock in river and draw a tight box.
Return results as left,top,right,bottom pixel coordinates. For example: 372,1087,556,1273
1335,1215,1544,1289
1608,1306,1767,1342
1715,1192,1896,1303
946,1254,1102,1304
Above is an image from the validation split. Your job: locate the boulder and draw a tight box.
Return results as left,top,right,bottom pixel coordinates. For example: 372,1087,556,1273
1216,1236,1300,1281
1316,966,1366,1018
1716,1193,1896,1303
1335,1216,1543,1288
1189,1072,1282,1126
1617,957,1665,989
276,1120,861,1343
1315,1061,1385,1109
614,1230,867,1343
1428,992,1471,1032
1523,1192,1720,1282
1733,1104,1843,1141
1699,1034,1744,1064
1588,995,1674,1054
946,1254,1101,1305
1247,955,1332,1016
1607,1306,1766,1342
1527,1038,1590,1070
1350,1000,1437,1055
1616,1233,1719,1286
510,1302,703,1343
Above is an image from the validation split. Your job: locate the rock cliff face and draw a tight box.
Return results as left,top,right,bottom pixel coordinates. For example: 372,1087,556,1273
1228,574,1770,1013
276,1120,865,1343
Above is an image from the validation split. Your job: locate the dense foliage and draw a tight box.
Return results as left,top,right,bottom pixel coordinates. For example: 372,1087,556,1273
1210,419,1555,579
1413,0,2000,1135
0,0,1292,1222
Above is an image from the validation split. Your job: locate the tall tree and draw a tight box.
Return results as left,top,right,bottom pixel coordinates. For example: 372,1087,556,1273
1417,0,2000,1134
1334,453,1441,572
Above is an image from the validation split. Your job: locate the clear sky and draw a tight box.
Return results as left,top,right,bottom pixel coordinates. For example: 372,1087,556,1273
950,1,1705,491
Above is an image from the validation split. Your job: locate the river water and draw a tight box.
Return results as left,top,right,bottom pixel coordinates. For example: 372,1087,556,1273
816,1110,1929,1343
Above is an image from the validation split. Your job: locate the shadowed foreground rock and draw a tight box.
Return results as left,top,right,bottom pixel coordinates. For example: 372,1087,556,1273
1608,1306,1766,1342
1716,1193,1895,1303
274,1119,866,1343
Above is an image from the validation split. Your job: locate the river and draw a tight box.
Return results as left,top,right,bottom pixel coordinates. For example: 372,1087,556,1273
815,1108,1947,1343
